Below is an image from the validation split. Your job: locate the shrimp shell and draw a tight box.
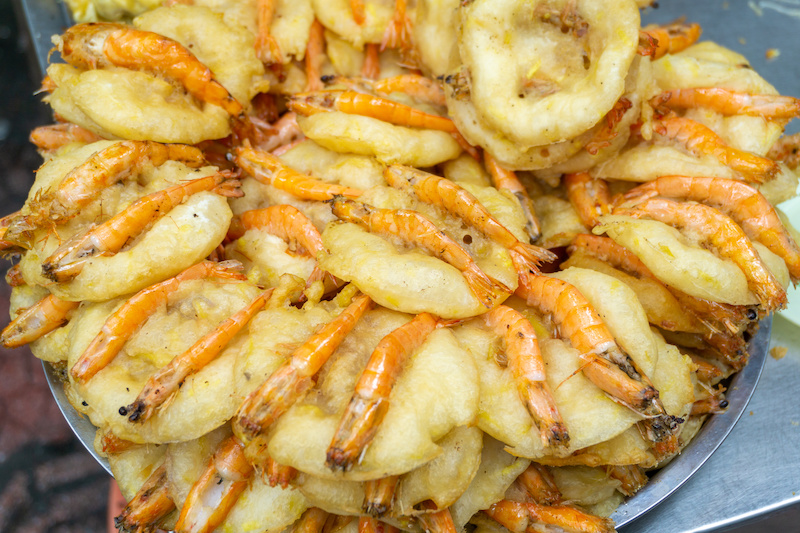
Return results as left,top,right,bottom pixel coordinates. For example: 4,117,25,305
70,260,246,384
621,176,800,283
58,22,245,118
615,197,787,311
384,165,556,272
1,294,79,348
234,293,373,442
330,197,509,309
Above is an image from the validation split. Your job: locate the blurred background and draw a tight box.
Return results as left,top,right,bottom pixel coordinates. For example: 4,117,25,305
0,0,798,531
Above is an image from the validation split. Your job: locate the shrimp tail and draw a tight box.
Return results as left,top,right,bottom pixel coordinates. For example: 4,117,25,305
114,464,175,533
510,242,557,272
464,267,509,309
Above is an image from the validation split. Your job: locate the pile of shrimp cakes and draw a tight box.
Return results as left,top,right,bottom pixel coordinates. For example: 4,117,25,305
2,1,799,532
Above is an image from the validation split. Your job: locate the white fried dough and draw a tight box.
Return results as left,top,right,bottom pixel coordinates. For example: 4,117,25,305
267,318,479,480
458,0,639,146
67,279,261,443
449,435,531,530
453,324,641,459
550,267,658,378
595,215,757,305
297,112,462,167
134,5,269,109
46,65,232,144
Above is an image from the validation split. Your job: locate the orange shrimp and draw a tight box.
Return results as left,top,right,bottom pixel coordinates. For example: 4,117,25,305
29,123,103,152
234,293,373,442
305,19,326,92
584,97,633,155
651,88,800,119
605,465,649,497
373,75,446,107
361,44,381,80
516,463,561,505
484,152,541,243
363,476,399,517
236,145,364,201
416,502,457,533
615,197,787,311
5,265,25,288
563,172,611,229
486,499,614,533
42,172,241,283
359,517,399,533
296,508,331,533
384,165,556,272
114,464,176,533
1,294,80,348
638,21,702,60
288,90,457,133
57,23,244,118
513,265,671,428
483,305,568,449
174,436,253,533
567,233,752,335
70,260,246,384
350,0,366,25
653,116,780,183
326,313,441,472
5,141,205,248
122,288,274,424
256,0,283,65
621,175,800,283
330,197,509,308
228,205,324,256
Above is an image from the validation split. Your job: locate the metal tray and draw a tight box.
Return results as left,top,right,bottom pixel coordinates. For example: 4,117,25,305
21,0,779,529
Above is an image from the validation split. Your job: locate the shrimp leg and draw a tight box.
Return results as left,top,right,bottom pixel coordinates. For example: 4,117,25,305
384,165,556,271
330,197,508,308
174,436,254,533
114,464,175,533
483,305,569,449
1,294,79,348
236,146,364,201
256,0,283,65
234,292,373,442
326,313,441,472
42,172,241,282
122,288,274,423
70,260,246,384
